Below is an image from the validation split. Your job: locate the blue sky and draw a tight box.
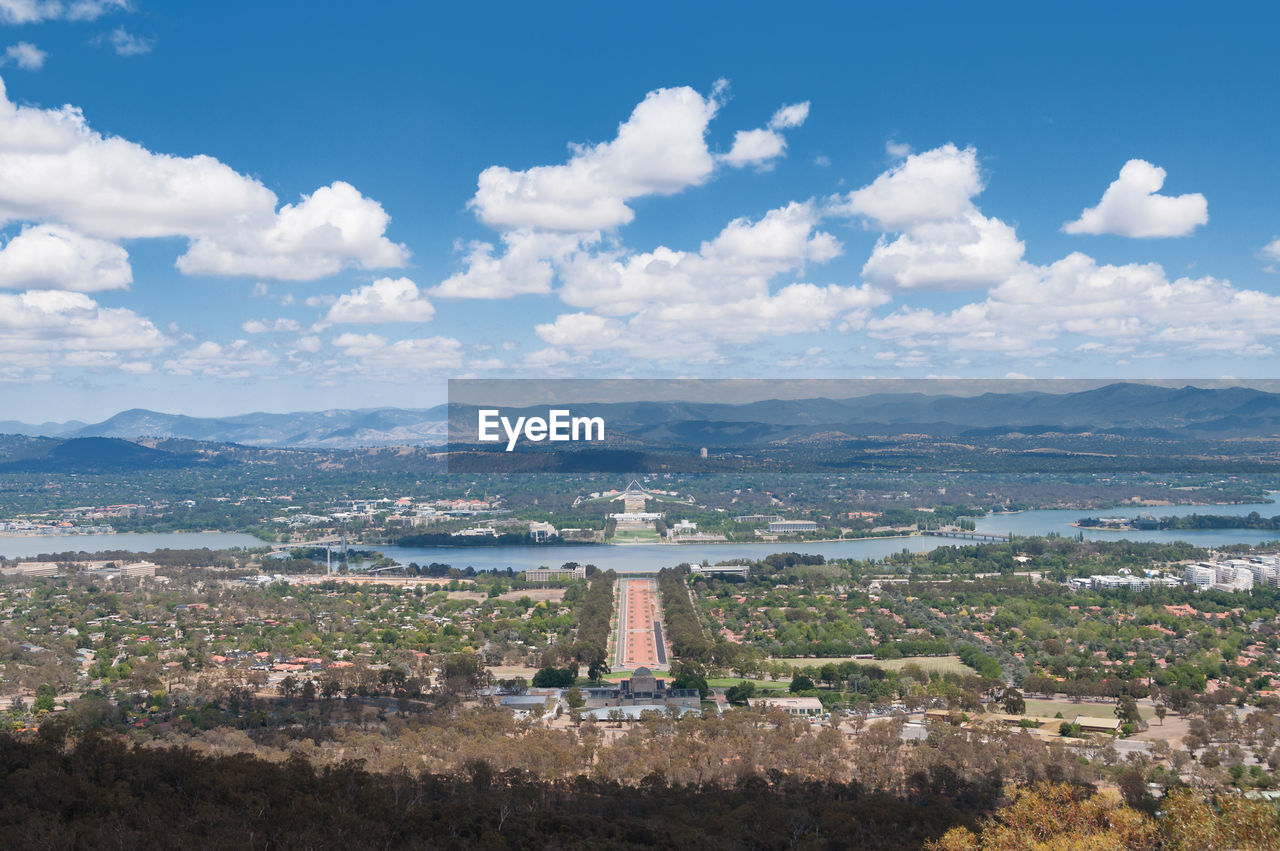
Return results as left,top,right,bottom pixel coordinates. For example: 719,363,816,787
1,1,1279,421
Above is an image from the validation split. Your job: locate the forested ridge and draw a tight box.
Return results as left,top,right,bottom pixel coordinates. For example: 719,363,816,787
0,731,974,849
4,730,1276,849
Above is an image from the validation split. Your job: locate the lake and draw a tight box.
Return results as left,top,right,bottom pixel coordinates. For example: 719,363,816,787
0,531,270,559
1,496,1274,571
974,494,1280,548
377,494,1279,574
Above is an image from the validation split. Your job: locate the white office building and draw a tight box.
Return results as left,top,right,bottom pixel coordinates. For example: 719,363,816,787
1247,560,1277,586
1088,574,1151,591
767,519,819,533
1185,563,1215,589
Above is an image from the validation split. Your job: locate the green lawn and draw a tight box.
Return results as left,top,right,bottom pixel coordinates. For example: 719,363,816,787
611,528,661,542
706,677,790,690
597,672,787,690
598,668,671,680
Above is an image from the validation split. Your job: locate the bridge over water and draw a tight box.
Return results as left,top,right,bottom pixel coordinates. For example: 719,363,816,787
922,530,1011,543
268,535,344,552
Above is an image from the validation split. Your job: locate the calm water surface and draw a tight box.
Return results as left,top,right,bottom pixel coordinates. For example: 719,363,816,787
2,496,1275,570
0,531,269,559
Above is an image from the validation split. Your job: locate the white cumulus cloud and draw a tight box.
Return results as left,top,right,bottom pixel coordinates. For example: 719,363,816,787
433,230,586,299
537,281,885,362
1260,238,1280,272
559,201,843,314
0,77,274,238
833,143,983,230
0,288,164,355
106,26,150,56
721,128,787,170
3,42,44,69
868,252,1280,358
324,276,435,324
860,212,1025,291
0,78,406,280
445,87,814,305
1064,159,1208,238
0,224,130,291
240,317,300,334
331,331,465,374
0,0,128,24
721,101,809,171
769,102,810,130
470,84,725,232
163,340,276,379
176,181,409,280
833,143,1024,291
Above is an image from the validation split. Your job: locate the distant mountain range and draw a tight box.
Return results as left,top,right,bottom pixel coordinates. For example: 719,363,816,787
3,384,1280,456
449,383,1280,447
0,406,450,450
0,436,228,473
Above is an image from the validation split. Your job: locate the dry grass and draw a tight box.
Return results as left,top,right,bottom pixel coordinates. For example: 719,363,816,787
498,588,566,602
774,655,967,675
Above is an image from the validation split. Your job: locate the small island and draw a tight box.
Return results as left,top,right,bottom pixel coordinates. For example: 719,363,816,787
1075,511,1280,532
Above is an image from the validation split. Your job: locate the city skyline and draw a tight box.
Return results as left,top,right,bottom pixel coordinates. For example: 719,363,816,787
1,3,1279,420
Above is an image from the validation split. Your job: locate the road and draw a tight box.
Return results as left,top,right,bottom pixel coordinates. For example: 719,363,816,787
615,578,663,670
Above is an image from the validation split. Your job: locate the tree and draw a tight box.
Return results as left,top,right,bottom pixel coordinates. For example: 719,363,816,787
565,686,584,709
587,655,610,682
790,674,815,693
532,665,577,688
1001,687,1025,715
440,652,488,697
725,681,756,705
928,783,1159,849
380,667,408,691
1115,695,1142,729
1155,704,1167,726
669,662,710,699
34,684,56,713
1160,787,1280,849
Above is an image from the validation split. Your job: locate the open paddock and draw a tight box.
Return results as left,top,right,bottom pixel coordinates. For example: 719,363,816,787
774,655,967,676
487,665,543,680
438,588,567,603
499,588,566,602
1022,697,1157,722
